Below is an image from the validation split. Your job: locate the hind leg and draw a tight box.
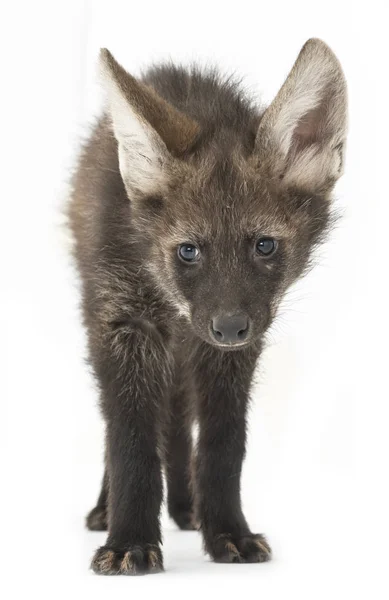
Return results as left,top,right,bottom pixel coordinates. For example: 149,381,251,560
86,470,108,531
165,381,197,531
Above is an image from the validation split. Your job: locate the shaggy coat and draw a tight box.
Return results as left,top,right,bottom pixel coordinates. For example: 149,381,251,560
69,38,347,574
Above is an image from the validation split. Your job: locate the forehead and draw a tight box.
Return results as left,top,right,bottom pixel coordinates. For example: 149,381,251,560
164,156,297,242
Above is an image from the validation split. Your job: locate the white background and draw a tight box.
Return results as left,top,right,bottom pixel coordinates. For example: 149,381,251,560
2,1,389,598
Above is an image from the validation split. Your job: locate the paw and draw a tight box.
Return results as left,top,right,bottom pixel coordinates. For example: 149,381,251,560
86,505,108,531
207,533,272,564
170,506,199,531
91,544,163,575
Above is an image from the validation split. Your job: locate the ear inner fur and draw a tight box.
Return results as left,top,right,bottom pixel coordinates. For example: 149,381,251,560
100,48,200,155
254,38,347,192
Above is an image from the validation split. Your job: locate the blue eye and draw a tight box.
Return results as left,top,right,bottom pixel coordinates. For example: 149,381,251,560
178,243,200,263
256,237,277,256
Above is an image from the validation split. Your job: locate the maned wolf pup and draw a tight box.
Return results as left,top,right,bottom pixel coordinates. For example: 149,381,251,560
69,39,347,575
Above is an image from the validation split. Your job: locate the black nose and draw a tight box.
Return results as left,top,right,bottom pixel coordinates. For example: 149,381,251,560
211,314,250,344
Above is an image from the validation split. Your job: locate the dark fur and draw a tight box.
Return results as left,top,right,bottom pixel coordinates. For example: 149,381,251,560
69,40,347,575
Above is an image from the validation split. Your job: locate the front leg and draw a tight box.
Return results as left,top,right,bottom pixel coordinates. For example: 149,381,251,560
90,320,172,575
194,344,272,564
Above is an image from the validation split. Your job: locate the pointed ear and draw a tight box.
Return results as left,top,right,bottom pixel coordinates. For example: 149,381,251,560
99,49,200,197
255,39,347,193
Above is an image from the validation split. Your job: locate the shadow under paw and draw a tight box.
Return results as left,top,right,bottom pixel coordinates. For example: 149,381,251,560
91,544,163,576
86,505,108,531
209,533,272,564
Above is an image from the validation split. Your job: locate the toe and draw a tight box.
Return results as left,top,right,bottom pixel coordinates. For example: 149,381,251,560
119,545,163,575
91,547,120,575
237,534,272,563
211,534,242,563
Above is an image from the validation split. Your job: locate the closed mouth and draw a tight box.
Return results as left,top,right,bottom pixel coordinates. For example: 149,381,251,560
211,340,251,350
